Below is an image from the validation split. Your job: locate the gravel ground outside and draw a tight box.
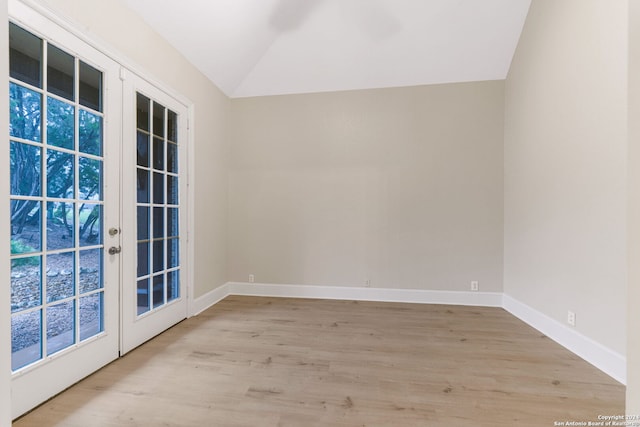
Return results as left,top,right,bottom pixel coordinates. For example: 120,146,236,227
11,223,104,358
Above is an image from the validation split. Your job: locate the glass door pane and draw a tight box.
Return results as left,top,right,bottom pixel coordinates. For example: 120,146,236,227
10,23,106,371
135,93,181,316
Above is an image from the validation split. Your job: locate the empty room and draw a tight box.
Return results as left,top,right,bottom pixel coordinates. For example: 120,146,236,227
2,0,640,425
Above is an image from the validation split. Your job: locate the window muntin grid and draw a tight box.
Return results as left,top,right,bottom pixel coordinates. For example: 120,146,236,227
9,23,105,371
135,93,180,316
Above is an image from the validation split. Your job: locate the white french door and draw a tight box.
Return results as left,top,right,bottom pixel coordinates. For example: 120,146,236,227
9,2,121,418
9,1,189,418
120,74,188,355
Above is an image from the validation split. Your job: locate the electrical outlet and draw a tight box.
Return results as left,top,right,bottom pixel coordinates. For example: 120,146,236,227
248,274,254,283
567,311,576,327
365,279,371,287
470,281,479,291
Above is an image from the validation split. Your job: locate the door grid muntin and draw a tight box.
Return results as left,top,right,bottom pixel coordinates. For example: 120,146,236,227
9,22,105,371
135,92,180,317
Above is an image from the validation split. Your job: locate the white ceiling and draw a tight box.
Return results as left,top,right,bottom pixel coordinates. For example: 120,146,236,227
122,0,531,98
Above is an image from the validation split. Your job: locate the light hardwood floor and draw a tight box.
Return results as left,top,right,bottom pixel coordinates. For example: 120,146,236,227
15,296,624,426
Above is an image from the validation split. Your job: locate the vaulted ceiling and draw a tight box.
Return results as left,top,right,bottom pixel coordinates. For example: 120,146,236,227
122,0,531,98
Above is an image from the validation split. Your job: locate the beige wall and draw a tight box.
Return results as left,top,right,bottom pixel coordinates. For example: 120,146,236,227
34,0,230,297
229,82,504,291
628,0,640,415
504,0,628,357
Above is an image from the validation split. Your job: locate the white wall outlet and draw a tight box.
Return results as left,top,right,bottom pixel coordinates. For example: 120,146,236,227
365,279,371,287
470,281,479,291
567,311,576,327
248,274,254,283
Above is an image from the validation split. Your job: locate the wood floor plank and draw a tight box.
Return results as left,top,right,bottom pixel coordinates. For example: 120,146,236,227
14,296,624,426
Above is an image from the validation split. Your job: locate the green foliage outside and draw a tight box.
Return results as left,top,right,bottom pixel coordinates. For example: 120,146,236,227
10,82,103,241
10,241,39,267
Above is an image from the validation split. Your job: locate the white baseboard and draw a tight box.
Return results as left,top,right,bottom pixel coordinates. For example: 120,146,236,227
189,282,625,384
228,282,503,307
190,283,229,316
502,294,626,385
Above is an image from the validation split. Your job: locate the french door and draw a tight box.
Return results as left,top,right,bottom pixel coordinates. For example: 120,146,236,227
9,1,189,418
9,2,121,417
120,75,188,355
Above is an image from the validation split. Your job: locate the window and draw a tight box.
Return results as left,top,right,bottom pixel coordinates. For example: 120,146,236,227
9,23,105,371
135,93,180,315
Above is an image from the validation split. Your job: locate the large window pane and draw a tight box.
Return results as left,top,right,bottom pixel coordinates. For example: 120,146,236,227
153,137,164,170
153,172,164,204
47,97,74,149
153,240,164,273
136,94,180,316
137,242,149,277
152,274,164,308
46,252,75,303
79,293,103,341
46,202,74,251
10,141,41,196
47,44,74,101
79,157,102,201
12,310,42,370
11,257,41,313
46,300,75,355
153,207,164,239
137,169,149,203
10,83,41,142
167,175,178,205
137,131,149,167
167,207,178,238
168,238,179,269
137,93,150,132
167,110,177,142
167,270,179,303
10,23,108,374
11,200,41,253
79,204,102,246
137,279,150,315
79,249,102,294
152,103,165,138
167,142,178,173
46,150,74,198
79,61,101,112
9,23,42,88
79,109,102,156
137,207,149,240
